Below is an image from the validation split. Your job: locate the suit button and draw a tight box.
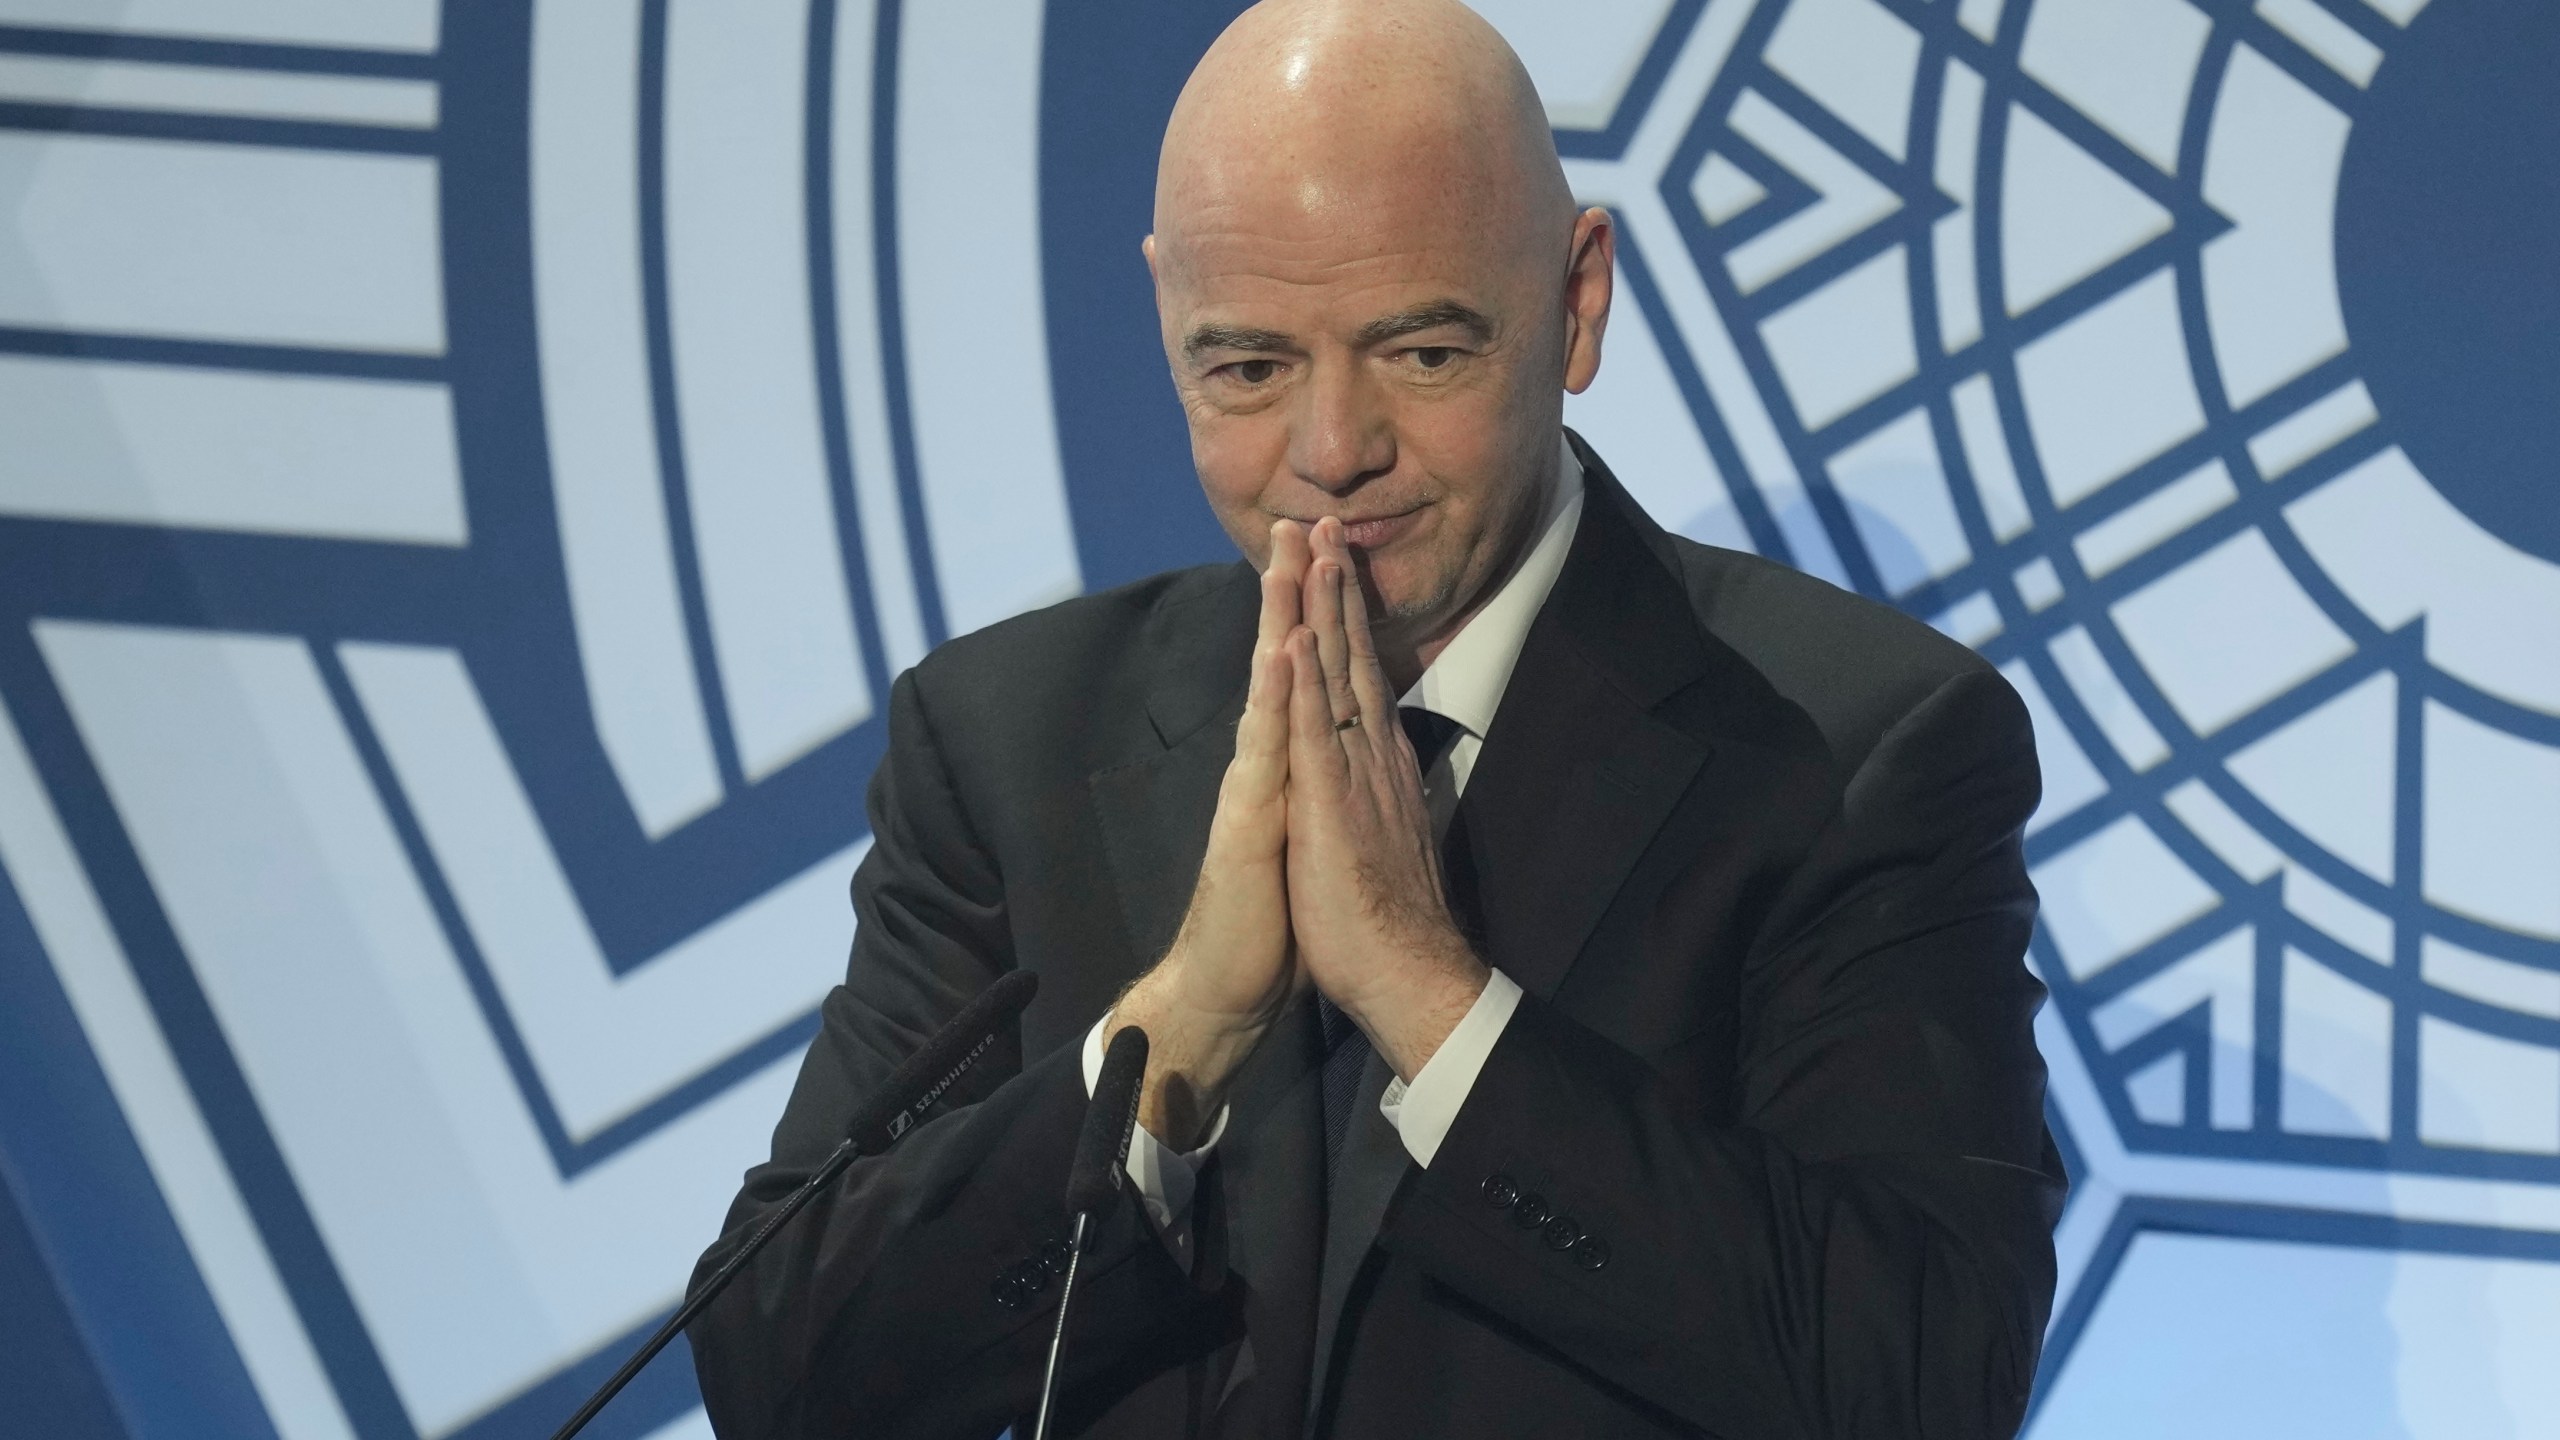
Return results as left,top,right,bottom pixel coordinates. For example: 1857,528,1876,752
1012,1258,1051,1295
1573,1234,1610,1271
1039,1239,1074,1275
1511,1193,1552,1230
1542,1214,1582,1252
991,1274,1027,1310
1481,1173,1520,1210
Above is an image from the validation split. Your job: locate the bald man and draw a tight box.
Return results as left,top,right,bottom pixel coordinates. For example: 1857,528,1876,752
688,3,2061,1436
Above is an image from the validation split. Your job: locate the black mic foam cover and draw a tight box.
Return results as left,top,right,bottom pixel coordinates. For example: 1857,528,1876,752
1066,1025,1148,1217
842,969,1039,1156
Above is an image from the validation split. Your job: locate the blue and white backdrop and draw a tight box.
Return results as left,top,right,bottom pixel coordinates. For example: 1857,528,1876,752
1,1,2554,1436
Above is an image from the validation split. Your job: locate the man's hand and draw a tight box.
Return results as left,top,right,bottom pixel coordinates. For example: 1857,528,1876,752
1285,518,1490,1081
1108,520,1312,1148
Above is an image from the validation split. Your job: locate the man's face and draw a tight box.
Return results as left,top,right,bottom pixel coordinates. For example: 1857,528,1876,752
1148,172,1568,642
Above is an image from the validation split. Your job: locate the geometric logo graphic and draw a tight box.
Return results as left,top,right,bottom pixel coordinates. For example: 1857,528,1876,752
1479,0,2560,1427
0,2,2553,1438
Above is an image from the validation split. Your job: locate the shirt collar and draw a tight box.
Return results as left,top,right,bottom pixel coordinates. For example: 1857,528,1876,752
1399,435,1586,740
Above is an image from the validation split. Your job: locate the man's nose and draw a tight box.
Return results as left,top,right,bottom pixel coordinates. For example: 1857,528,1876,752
1287,357,1395,495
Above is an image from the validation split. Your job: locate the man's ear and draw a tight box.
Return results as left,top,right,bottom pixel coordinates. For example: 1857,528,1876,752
1144,234,1172,332
1561,208,1614,395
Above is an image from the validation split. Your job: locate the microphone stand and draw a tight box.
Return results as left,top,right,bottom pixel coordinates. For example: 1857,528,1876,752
1030,1207,1099,1440
1030,1024,1148,1440
547,968,1039,1440
547,1136,860,1440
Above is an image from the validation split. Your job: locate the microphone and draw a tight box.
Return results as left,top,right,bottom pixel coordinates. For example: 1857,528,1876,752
1031,1023,1148,1440
845,968,1043,1154
549,969,1040,1440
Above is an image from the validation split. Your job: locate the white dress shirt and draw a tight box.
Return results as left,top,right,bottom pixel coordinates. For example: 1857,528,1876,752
1085,438,1587,1259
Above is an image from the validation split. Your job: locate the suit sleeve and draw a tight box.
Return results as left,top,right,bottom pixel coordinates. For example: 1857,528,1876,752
686,667,1219,1439
1381,666,2063,1440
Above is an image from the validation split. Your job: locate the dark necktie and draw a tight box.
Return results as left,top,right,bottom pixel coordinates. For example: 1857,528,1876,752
1318,706,1464,1179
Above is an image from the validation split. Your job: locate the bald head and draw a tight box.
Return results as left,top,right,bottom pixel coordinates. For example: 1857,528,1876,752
1154,0,1573,282
1144,0,1613,679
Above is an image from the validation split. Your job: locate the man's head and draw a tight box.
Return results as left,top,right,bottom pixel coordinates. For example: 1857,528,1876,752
1147,0,1613,667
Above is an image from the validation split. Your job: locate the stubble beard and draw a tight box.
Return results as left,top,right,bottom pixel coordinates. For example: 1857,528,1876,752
1364,477,1547,657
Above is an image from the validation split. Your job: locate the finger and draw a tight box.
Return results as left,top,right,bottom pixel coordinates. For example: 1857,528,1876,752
1239,627,1290,750
1259,519,1307,657
1228,645,1290,784
1308,512,1354,589
1286,627,1349,780
1215,643,1292,850
1335,542,1399,729
1306,554,1362,731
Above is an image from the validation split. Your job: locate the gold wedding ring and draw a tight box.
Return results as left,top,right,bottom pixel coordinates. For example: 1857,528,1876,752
1334,714,1362,732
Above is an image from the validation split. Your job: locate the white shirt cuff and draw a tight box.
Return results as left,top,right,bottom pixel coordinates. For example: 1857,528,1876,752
1083,1013,1225,1271
1378,968,1522,1169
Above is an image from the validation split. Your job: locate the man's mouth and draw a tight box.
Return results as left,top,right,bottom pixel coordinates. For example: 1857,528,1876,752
1322,508,1425,550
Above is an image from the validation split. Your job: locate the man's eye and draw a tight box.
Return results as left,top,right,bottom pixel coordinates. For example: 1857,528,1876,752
1228,359,1280,384
1410,347,1457,370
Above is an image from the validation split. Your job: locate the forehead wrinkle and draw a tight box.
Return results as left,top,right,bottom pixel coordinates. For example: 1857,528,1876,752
1158,216,1467,309
1155,170,1530,311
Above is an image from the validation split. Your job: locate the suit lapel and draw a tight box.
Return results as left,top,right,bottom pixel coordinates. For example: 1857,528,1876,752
1089,566,1258,966
1458,441,1715,1001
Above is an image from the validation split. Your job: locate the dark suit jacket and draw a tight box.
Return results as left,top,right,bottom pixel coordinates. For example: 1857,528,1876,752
688,436,2064,1439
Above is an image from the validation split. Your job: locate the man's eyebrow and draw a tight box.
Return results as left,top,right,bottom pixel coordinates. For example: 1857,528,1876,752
1183,323,1295,360
1351,300,1492,349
